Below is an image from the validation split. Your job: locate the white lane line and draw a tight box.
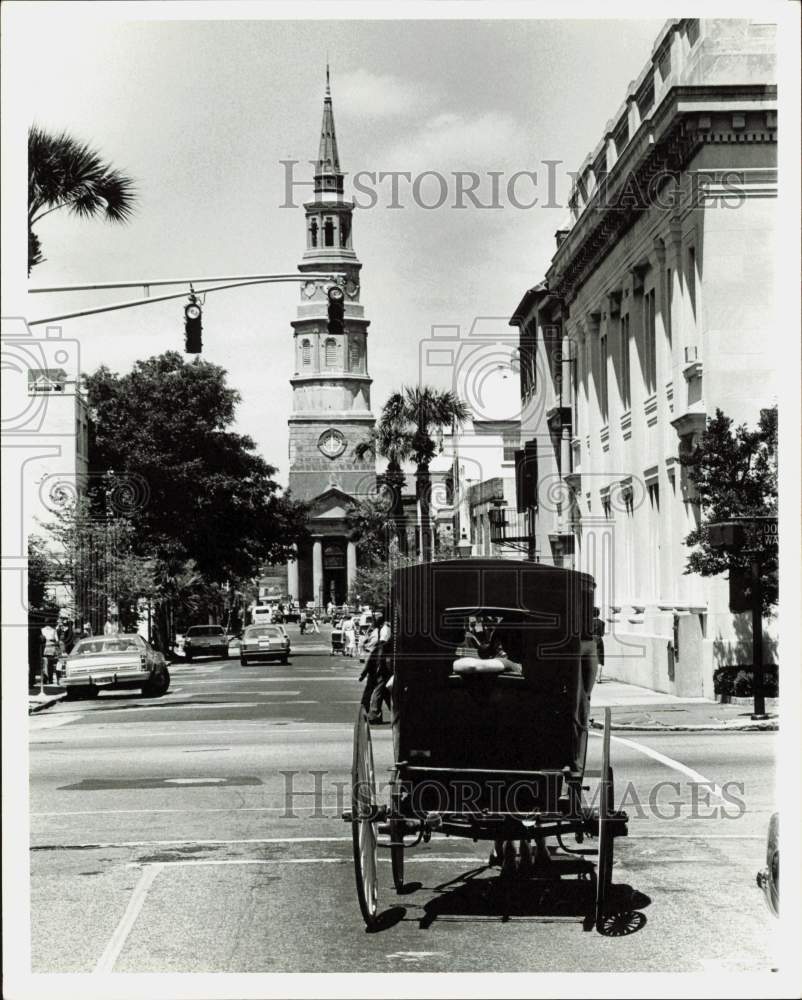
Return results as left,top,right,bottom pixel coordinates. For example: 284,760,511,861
593,731,726,801
94,864,160,974
43,836,357,849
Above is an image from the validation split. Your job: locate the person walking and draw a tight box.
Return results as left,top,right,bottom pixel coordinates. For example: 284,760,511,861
41,620,59,685
592,606,606,684
359,611,392,724
299,609,307,635
311,609,321,634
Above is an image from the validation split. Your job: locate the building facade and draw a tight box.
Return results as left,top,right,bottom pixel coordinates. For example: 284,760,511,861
286,70,376,606
510,18,777,696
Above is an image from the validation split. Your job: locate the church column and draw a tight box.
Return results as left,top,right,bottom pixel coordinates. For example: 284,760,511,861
346,540,357,596
287,546,299,604
312,538,324,608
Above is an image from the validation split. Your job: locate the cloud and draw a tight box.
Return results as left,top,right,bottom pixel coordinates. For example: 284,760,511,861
383,110,531,175
334,69,430,117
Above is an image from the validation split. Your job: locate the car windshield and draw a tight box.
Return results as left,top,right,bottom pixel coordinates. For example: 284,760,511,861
245,626,281,638
73,637,143,655
187,626,224,636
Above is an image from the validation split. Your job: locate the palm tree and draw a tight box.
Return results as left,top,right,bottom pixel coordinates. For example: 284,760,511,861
28,125,136,273
358,386,469,563
354,397,414,547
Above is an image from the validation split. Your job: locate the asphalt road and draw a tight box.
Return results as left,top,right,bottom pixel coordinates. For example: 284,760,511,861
29,626,778,974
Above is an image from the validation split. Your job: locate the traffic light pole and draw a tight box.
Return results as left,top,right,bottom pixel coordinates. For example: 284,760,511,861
27,272,340,326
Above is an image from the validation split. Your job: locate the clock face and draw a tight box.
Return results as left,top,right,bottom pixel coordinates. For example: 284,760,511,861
302,281,317,299
186,305,201,319
327,285,344,303
318,428,346,459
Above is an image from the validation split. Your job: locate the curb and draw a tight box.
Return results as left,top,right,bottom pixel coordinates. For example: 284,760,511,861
28,692,67,715
591,718,778,733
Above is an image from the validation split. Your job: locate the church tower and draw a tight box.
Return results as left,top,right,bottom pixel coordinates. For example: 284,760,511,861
287,68,376,606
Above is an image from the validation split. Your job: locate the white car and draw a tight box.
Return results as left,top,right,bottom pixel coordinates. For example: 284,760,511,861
240,625,290,665
63,634,170,699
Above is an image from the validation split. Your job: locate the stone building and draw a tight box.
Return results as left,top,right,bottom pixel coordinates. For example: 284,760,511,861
509,18,777,696
286,69,376,606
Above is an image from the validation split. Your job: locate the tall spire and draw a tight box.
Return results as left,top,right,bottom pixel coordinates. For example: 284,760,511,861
315,64,342,196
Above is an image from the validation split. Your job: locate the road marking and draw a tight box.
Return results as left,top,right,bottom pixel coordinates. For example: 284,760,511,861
163,778,225,785
595,731,726,801
32,805,345,817
94,864,160,973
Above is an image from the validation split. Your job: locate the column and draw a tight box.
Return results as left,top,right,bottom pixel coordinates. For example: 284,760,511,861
287,546,299,604
346,540,357,596
312,539,323,608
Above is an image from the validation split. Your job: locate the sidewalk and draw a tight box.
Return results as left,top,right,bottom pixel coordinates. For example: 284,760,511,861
590,678,778,732
28,685,67,715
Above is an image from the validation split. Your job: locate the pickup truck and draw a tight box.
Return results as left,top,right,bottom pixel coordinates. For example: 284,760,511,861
63,634,170,700
183,624,231,661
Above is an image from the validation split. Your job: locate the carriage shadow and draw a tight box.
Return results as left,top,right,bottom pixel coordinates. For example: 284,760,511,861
409,863,650,934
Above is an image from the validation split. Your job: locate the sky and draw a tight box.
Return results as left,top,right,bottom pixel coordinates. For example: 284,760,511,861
8,7,665,482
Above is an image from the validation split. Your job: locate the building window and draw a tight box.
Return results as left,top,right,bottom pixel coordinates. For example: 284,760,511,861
309,220,318,248
620,314,631,409
687,246,697,325
349,339,360,371
599,333,608,422
324,337,337,367
340,216,350,247
324,218,335,247
644,290,657,394
612,116,629,159
502,431,520,463
665,267,672,348
301,339,311,366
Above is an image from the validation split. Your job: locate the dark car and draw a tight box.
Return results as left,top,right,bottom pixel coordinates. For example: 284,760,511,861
240,624,290,665
183,624,230,661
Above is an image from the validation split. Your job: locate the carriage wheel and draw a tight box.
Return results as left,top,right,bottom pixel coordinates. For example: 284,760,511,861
351,706,379,927
595,706,615,931
390,817,405,892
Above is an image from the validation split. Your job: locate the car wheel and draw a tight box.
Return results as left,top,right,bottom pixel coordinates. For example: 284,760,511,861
223,647,230,660
65,687,84,701
281,656,288,665
185,653,193,662
241,657,249,666
143,667,170,698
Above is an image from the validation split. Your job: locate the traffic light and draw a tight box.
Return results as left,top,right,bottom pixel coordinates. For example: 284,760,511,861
327,284,344,337
184,297,202,354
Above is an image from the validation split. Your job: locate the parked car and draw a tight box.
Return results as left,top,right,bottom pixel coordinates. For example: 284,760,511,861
240,624,290,665
63,633,170,700
183,624,230,661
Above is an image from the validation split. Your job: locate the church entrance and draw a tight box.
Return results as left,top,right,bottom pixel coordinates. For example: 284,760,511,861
323,541,347,605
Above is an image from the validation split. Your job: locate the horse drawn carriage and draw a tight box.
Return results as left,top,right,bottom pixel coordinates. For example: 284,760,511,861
344,558,628,932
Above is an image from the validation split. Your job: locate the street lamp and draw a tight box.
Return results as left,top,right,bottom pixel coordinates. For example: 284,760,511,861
457,528,472,559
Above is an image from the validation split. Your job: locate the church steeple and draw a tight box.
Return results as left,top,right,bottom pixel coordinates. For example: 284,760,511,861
315,64,343,198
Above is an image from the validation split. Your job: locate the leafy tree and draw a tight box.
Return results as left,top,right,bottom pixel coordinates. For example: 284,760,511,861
28,125,136,273
346,492,395,568
83,352,308,586
681,406,778,614
39,494,153,632
357,386,468,563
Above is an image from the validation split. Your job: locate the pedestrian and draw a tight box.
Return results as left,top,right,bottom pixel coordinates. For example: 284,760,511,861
299,609,307,635
103,614,120,636
592,606,605,684
343,617,356,658
311,609,321,634
41,620,59,685
359,610,392,724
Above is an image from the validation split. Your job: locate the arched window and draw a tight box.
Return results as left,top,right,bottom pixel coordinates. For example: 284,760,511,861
309,220,318,248
324,338,337,367
301,339,311,366
323,218,334,247
349,340,360,371
340,217,350,247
